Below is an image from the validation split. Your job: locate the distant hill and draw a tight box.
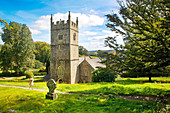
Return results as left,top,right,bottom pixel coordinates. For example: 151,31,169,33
88,50,113,53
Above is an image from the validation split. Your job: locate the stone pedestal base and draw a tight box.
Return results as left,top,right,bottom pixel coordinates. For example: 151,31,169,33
46,92,58,100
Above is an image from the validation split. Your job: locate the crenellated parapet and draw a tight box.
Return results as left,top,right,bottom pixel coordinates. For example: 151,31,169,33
51,11,78,30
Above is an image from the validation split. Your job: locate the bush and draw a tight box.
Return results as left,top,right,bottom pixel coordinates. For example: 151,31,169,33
34,60,44,69
0,72,24,77
92,68,115,82
121,71,170,78
33,71,47,76
0,72,11,77
121,72,138,78
25,72,34,78
39,67,46,72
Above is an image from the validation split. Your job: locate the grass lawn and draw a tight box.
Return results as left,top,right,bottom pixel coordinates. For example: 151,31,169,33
0,77,169,96
0,87,162,113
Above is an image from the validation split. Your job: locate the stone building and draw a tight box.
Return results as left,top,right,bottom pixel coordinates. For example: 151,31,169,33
50,12,105,84
78,56,105,83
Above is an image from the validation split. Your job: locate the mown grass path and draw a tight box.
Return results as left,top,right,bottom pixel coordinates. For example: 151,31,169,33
1,84,169,102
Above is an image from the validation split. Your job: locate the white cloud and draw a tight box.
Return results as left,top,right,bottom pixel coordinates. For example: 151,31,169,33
88,35,106,41
31,15,51,30
89,9,98,15
77,14,104,27
31,12,105,31
30,28,42,35
102,30,112,34
32,33,50,43
88,30,124,45
80,42,110,51
80,31,97,37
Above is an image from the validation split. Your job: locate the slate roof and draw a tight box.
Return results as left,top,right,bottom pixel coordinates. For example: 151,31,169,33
79,56,105,69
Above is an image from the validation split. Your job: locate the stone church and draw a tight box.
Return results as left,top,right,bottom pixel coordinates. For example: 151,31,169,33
50,11,105,84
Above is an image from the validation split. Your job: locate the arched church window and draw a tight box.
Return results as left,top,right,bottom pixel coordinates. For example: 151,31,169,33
57,66,64,77
73,33,76,40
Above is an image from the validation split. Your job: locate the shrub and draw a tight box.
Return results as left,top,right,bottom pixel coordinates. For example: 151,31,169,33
0,72,24,77
121,71,170,78
25,72,34,78
33,71,47,76
92,68,115,82
0,72,11,77
34,60,44,69
121,72,138,78
39,67,46,72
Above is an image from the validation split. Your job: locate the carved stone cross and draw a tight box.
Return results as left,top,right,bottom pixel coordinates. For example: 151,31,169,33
47,79,56,93
46,79,58,100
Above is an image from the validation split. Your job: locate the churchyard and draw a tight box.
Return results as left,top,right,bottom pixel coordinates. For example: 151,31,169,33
0,76,169,113
0,0,169,112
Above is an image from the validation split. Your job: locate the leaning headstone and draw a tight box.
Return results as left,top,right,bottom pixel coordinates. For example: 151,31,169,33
46,79,58,100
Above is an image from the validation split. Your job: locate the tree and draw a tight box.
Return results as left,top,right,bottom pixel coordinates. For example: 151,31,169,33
34,41,50,64
34,60,44,69
0,44,13,72
34,41,50,74
105,0,170,81
0,20,35,73
97,50,105,58
79,46,89,56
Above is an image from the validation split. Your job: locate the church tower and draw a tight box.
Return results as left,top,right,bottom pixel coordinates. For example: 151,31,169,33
50,11,79,84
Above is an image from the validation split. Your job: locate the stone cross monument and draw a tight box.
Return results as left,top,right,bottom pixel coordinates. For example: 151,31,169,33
46,79,58,100
50,11,79,84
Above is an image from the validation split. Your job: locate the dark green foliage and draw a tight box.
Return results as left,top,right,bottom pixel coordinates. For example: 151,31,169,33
0,72,24,77
97,50,105,58
0,21,35,73
33,71,47,76
46,56,50,74
121,71,170,78
105,0,170,81
92,69,115,82
34,41,50,64
25,72,34,78
34,60,43,69
79,46,89,56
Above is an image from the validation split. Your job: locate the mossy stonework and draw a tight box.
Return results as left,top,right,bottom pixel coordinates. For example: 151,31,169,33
46,79,58,100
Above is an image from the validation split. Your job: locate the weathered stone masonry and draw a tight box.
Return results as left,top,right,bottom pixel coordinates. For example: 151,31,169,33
50,11,79,84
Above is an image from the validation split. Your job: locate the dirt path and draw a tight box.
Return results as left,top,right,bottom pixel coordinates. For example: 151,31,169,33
0,85,169,102
0,85,72,94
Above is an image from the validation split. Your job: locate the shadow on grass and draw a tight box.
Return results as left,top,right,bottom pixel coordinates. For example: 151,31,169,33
84,79,145,86
116,79,170,85
70,85,170,96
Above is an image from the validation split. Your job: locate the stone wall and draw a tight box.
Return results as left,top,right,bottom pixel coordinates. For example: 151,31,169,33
79,60,94,83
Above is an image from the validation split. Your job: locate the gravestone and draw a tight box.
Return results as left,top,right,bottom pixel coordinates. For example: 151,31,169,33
46,79,58,100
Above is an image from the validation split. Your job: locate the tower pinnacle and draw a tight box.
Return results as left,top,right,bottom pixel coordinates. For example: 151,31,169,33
51,14,53,25
76,17,78,26
68,11,71,21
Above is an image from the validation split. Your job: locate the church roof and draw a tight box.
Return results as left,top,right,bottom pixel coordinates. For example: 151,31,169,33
79,56,105,69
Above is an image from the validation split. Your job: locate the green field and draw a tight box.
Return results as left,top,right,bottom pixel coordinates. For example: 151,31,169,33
0,77,169,112
0,87,162,113
0,77,169,96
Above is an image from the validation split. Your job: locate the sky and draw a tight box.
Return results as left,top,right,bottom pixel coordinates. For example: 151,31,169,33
0,0,123,51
